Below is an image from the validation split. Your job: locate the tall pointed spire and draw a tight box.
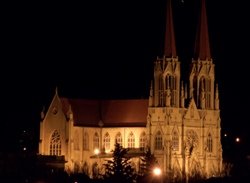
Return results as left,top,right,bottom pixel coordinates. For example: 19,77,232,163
194,0,211,60
164,0,176,58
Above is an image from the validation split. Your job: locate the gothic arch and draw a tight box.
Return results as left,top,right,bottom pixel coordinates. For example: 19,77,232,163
83,131,89,150
127,132,135,149
49,130,61,156
103,132,110,153
171,129,179,151
74,130,79,150
115,132,123,146
153,125,164,137
206,132,213,153
139,131,147,150
93,132,99,150
199,76,211,108
206,128,215,137
171,125,180,134
154,130,163,150
185,130,199,155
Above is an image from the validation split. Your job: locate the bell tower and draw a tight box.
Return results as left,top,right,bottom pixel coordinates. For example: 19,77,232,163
152,0,181,108
189,0,215,109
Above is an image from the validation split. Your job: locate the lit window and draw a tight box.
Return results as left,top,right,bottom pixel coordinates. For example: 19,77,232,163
155,131,162,150
128,132,135,149
115,132,123,146
207,133,213,152
172,131,179,151
139,132,147,151
83,132,89,150
74,131,80,150
104,133,110,152
49,130,61,156
200,77,211,109
93,132,99,150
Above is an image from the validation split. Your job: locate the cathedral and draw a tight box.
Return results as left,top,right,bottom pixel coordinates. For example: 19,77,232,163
39,0,223,180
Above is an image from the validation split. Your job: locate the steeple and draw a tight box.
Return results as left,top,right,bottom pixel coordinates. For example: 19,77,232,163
152,0,180,107
194,0,211,61
164,0,176,58
189,0,215,109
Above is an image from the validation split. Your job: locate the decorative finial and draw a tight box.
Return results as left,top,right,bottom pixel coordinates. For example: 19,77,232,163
55,86,58,95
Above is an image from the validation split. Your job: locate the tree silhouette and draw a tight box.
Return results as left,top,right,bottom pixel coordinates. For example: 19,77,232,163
138,148,159,182
102,143,136,183
140,148,158,176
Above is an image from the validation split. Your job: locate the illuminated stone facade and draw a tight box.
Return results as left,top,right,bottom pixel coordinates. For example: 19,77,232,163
39,0,222,180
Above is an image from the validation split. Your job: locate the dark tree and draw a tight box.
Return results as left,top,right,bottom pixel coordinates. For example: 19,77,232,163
137,148,159,183
140,148,158,176
102,143,137,183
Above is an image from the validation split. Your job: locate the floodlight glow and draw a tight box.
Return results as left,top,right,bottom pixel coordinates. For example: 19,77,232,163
235,137,240,142
94,148,100,155
153,167,162,176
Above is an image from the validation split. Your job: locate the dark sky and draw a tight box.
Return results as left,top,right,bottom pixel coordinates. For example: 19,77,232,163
1,0,249,152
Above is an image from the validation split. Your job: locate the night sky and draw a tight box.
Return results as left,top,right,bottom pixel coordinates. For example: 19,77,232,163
1,0,249,153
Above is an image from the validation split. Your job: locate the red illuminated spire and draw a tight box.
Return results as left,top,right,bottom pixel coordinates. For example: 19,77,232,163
194,0,211,60
164,0,176,58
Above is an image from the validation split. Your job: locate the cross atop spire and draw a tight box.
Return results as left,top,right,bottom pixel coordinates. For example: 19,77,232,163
194,0,211,61
164,0,176,58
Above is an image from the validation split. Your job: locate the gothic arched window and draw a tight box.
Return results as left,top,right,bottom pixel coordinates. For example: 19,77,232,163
93,132,99,150
49,130,61,156
207,133,213,153
200,76,211,108
155,131,162,150
83,132,89,150
166,75,177,106
128,132,135,149
115,132,123,146
139,132,147,151
104,133,110,152
172,131,179,151
74,130,79,150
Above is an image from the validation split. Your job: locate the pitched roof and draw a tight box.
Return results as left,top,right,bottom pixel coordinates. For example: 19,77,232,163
60,98,149,127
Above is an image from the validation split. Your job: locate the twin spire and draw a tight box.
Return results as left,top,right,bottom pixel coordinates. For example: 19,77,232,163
194,0,211,60
164,0,176,58
164,0,211,60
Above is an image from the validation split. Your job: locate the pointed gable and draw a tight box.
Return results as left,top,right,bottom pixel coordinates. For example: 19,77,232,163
164,62,174,74
43,89,63,121
184,98,200,120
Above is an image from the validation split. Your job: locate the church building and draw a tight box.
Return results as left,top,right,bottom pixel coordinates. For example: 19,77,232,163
39,0,223,180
